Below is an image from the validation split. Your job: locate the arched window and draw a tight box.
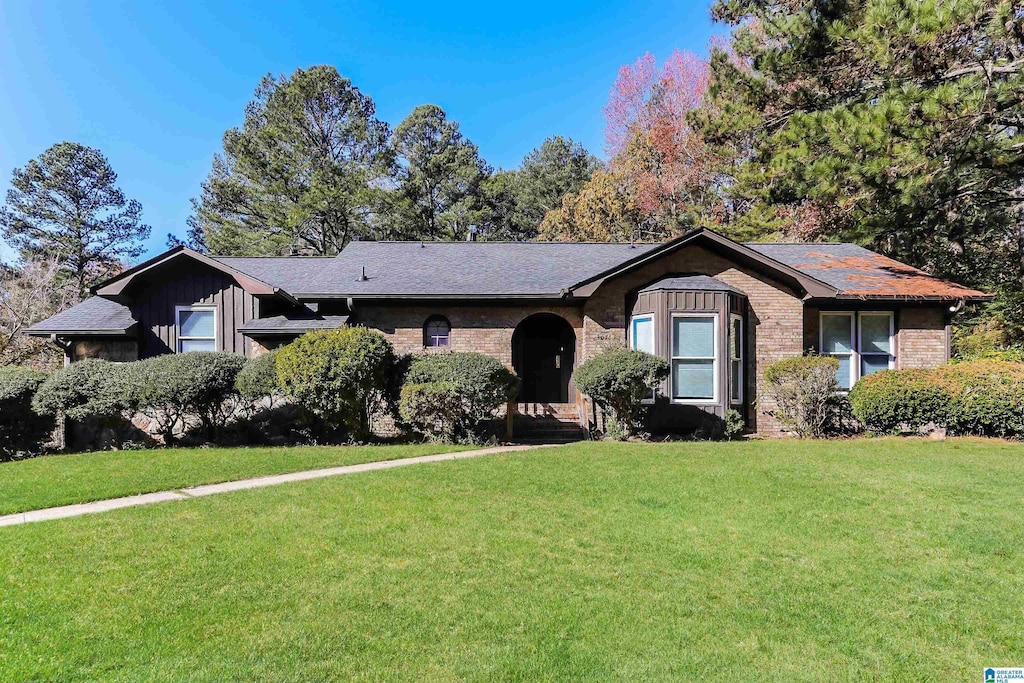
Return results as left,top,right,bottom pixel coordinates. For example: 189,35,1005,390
423,315,451,348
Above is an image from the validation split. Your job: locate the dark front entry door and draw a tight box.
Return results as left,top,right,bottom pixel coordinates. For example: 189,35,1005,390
513,314,575,403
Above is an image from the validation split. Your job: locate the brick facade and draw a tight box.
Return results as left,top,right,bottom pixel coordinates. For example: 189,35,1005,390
582,244,804,433
350,246,953,436
354,304,584,368
897,307,949,368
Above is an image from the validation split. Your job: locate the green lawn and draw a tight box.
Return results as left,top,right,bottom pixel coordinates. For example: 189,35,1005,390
0,443,473,515
2,438,1023,681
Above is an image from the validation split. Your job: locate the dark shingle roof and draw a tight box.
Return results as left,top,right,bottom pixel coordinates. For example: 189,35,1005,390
26,296,136,335
212,256,337,294
746,243,989,299
639,275,745,295
220,242,661,297
238,314,350,335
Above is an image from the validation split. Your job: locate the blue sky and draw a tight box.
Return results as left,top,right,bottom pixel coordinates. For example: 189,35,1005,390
0,1,721,263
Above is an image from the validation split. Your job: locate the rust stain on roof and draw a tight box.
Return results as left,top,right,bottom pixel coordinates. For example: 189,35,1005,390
794,253,989,298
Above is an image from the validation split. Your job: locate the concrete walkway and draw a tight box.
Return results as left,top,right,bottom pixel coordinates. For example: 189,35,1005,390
0,444,549,528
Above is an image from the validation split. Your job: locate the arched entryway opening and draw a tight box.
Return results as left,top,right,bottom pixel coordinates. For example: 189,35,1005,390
511,313,576,403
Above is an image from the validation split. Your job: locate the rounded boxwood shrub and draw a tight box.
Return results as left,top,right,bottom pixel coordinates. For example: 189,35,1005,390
127,352,247,443
32,358,130,420
398,382,464,442
936,360,1024,436
0,366,53,459
761,355,841,438
849,368,952,434
572,348,669,439
403,352,519,438
235,350,281,404
276,327,396,439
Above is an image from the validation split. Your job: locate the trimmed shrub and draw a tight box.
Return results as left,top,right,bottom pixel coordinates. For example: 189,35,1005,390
937,361,1024,436
0,366,53,459
761,355,841,438
236,350,282,406
32,359,130,420
127,352,247,443
572,348,669,440
276,328,396,439
849,368,952,434
398,382,464,442
403,352,519,437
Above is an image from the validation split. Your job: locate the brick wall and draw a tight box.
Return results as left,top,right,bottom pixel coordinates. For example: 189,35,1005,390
582,244,804,433
898,307,949,368
354,304,584,369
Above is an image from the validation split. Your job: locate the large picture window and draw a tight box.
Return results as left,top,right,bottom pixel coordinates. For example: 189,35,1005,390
672,314,717,402
176,306,216,353
820,311,894,389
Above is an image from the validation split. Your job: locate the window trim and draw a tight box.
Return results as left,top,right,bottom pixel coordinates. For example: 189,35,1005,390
629,313,656,404
423,315,452,348
670,312,719,405
819,310,895,389
729,313,743,404
175,305,218,354
857,311,896,377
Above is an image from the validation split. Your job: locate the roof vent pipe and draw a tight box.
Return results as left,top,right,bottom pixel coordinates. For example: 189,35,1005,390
356,266,367,282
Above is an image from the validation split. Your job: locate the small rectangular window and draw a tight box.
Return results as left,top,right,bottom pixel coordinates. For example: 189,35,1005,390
672,315,717,402
859,313,894,377
729,314,743,403
630,314,656,402
821,312,855,389
630,315,654,354
176,306,216,353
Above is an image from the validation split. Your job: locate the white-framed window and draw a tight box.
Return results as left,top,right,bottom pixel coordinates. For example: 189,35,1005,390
729,313,743,404
671,313,718,403
175,305,217,353
629,314,656,403
858,312,895,378
424,316,451,348
820,311,894,389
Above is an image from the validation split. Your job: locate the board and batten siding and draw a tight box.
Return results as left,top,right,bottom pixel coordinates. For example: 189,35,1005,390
129,262,260,358
631,288,740,425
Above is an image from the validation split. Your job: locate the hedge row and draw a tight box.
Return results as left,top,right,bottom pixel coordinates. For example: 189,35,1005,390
0,328,527,456
850,360,1024,436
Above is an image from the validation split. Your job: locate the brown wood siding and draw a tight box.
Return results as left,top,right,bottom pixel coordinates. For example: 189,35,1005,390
129,262,259,358
631,287,747,431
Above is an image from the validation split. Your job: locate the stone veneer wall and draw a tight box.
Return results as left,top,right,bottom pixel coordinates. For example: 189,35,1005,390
582,244,805,434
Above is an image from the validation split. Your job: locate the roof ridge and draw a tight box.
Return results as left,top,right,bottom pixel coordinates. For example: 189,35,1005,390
345,240,660,245
212,255,337,259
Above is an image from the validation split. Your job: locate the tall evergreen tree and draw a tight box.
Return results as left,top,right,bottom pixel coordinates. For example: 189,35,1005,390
389,104,490,241
481,136,600,240
0,142,150,297
188,65,394,256
694,0,1024,333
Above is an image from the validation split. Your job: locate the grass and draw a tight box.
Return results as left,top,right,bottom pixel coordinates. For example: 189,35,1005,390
0,443,474,515
2,438,1023,681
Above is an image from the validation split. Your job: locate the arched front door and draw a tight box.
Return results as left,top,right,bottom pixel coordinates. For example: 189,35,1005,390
512,313,575,403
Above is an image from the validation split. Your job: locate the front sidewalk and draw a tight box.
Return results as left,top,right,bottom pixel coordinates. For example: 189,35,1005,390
0,444,548,528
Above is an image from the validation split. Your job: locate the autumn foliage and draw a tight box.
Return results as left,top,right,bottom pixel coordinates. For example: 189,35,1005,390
540,48,726,242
